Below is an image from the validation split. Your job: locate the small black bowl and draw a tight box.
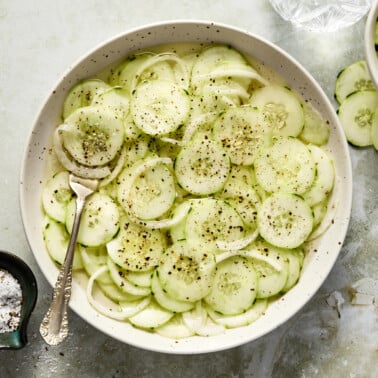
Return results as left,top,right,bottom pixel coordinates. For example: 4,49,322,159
0,251,37,349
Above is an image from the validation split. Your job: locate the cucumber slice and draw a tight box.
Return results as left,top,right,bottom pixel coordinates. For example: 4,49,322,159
155,314,195,339
106,216,166,272
80,245,112,284
337,90,378,146
62,79,110,120
185,198,245,250
62,106,125,167
312,199,329,228
218,165,261,229
42,171,73,223
97,279,143,303
254,137,316,195
249,241,289,298
128,299,174,329
204,256,258,315
157,241,216,302
174,134,230,195
66,192,120,247
303,145,335,207
130,79,190,136
212,106,271,165
300,102,330,145
191,45,267,92
258,193,314,249
107,257,151,296
206,298,267,328
109,53,154,89
43,217,83,270
334,60,374,104
126,269,153,288
151,271,194,313
117,158,176,220
249,85,304,137
281,249,303,292
91,87,140,142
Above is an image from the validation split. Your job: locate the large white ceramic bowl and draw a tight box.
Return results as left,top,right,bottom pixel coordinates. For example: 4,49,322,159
365,0,378,88
20,21,352,354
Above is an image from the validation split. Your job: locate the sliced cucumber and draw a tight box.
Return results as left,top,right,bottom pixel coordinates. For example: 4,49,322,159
334,60,374,104
117,157,176,220
206,298,267,328
249,85,304,137
151,270,194,313
303,145,335,207
174,133,230,195
109,53,151,89
155,314,195,339
337,90,378,146
62,79,110,120
43,217,83,270
249,241,289,298
258,193,314,249
91,87,141,142
128,298,174,329
62,106,125,167
184,198,245,250
66,192,120,247
126,269,153,288
130,79,190,136
106,216,166,272
191,45,267,92
80,245,112,284
300,102,330,145
42,171,73,223
212,106,272,165
254,137,316,195
107,257,151,296
157,241,216,302
281,249,303,292
218,165,261,229
204,256,257,315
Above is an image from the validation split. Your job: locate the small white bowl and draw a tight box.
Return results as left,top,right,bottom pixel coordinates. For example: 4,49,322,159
20,21,352,354
365,0,378,89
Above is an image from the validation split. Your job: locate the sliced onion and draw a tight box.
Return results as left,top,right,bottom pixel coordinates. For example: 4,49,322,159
216,249,283,272
119,156,191,229
134,199,191,230
182,112,216,143
195,67,269,86
99,145,127,187
86,266,151,320
130,53,189,93
54,125,111,179
216,229,259,251
159,137,182,146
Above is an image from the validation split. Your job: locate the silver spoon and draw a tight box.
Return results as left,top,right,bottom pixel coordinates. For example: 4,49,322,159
40,174,98,345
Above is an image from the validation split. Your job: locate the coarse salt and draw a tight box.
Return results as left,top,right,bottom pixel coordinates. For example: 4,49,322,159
0,269,23,333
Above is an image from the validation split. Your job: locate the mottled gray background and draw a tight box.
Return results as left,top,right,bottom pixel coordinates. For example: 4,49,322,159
0,0,377,377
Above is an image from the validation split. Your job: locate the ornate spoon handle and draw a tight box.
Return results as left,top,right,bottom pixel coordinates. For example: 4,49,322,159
40,174,96,345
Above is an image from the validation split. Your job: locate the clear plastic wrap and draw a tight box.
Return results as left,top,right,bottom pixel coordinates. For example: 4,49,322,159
269,0,372,32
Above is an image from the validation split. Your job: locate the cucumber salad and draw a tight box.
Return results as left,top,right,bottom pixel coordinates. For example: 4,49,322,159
41,43,335,338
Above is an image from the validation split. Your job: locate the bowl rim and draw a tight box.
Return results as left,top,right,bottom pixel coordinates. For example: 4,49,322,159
20,19,353,354
365,0,378,89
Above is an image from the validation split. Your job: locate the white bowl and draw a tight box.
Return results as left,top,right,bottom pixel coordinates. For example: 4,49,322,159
365,0,378,89
20,21,352,354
